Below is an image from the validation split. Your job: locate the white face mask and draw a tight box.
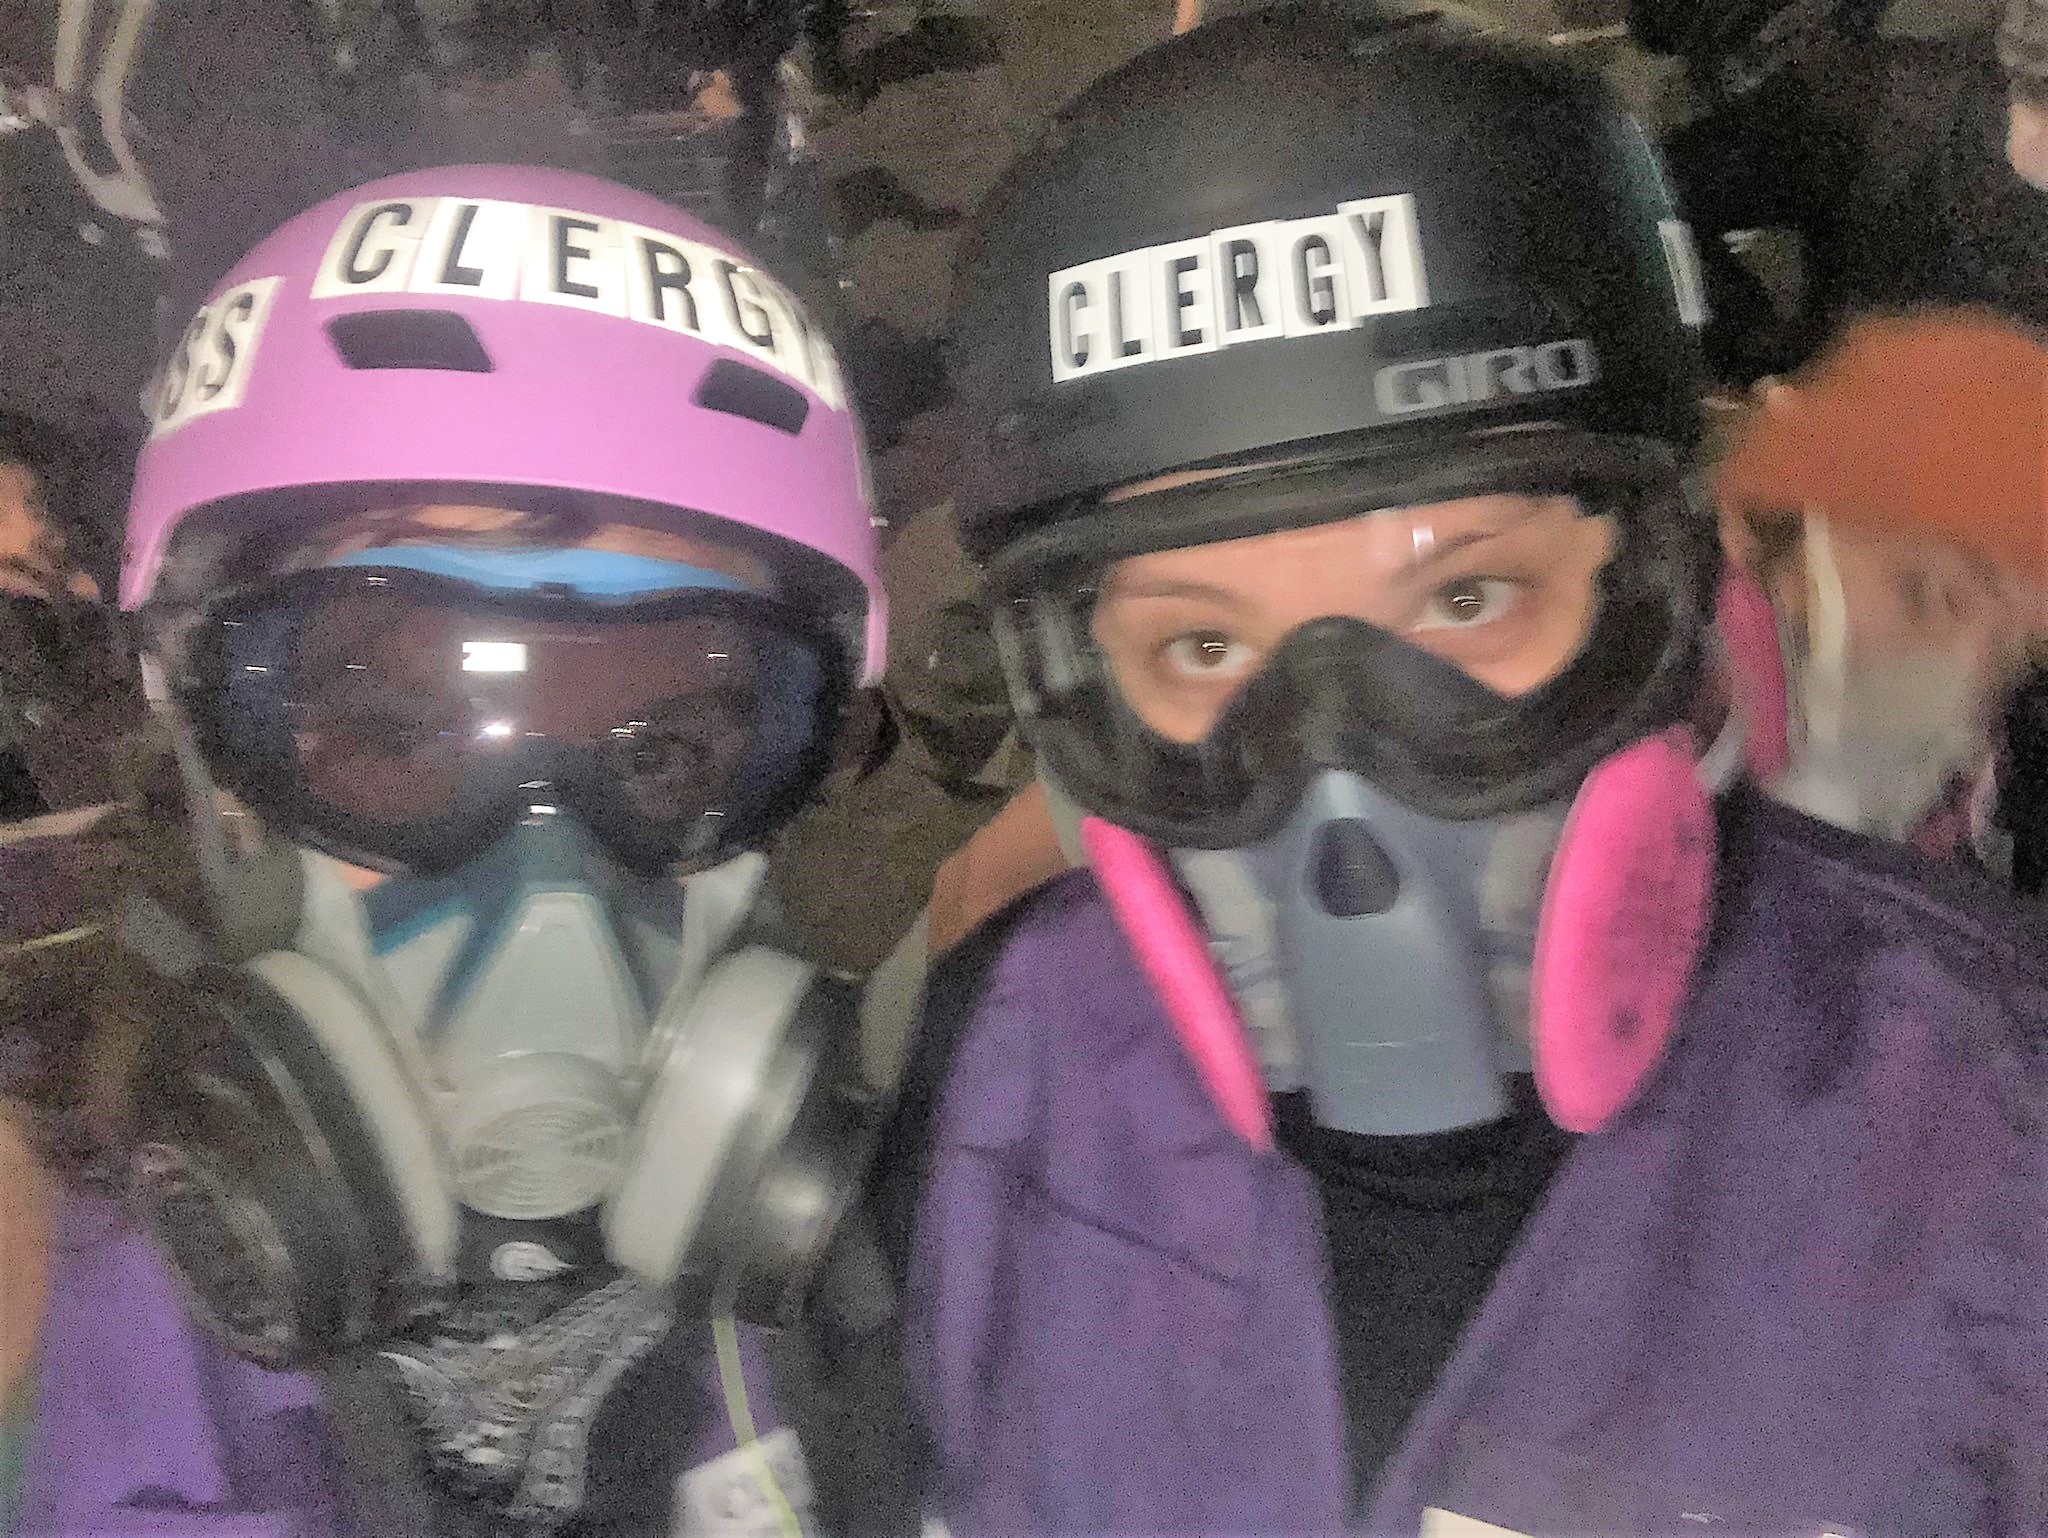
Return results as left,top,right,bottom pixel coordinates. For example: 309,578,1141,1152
315,820,759,1226
1769,513,1997,842
124,807,880,1373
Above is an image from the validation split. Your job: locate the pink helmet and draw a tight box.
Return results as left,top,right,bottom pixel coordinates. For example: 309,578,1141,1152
124,165,884,681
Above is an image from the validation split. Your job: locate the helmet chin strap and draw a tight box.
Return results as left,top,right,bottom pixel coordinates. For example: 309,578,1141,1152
1695,673,1750,797
1799,510,1851,757
1040,766,1090,867
137,649,300,959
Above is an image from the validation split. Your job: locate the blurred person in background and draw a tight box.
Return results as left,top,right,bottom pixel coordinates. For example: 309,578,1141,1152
0,0,384,824
2,767,313,1538
1633,0,2048,385
0,415,146,819
1715,307,2047,865
1624,0,1886,381
2005,0,2048,188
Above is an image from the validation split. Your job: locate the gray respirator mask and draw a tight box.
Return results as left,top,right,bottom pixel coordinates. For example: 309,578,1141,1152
1174,775,1565,1136
124,805,883,1375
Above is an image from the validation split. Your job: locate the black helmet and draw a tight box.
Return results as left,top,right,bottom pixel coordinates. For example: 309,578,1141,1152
947,7,1722,845
951,6,1707,558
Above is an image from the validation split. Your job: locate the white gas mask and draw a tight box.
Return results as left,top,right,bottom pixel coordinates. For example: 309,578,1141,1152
124,550,886,1372
1768,512,1997,842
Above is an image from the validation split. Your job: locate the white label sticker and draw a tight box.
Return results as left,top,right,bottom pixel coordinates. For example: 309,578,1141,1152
1275,214,1353,338
1150,237,1221,361
1420,1509,1535,1538
1208,221,1287,349
304,196,844,408
1047,193,1429,381
524,206,631,317
1658,218,1709,330
411,199,532,301
675,1429,815,1537
1338,196,1431,315
311,199,432,298
148,276,281,439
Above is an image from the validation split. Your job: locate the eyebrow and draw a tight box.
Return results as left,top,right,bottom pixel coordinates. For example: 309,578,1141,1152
1402,524,1515,576
1101,507,1559,604
1096,574,1249,606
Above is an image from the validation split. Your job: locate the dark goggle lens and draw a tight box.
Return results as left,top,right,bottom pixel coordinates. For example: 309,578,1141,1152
190,571,844,872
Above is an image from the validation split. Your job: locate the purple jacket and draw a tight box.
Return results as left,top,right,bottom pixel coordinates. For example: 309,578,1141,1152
908,796,2048,1536
17,1193,345,1538
17,1193,811,1537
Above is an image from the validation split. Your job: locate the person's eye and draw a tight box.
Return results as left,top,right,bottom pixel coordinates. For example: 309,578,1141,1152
1412,576,1520,631
1159,629,1257,681
1899,560,1985,632
357,700,459,751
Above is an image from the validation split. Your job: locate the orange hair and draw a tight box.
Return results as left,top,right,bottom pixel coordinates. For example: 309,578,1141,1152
1714,309,2048,590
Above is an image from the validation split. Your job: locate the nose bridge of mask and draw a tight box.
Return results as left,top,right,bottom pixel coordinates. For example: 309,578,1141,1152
364,819,657,1220
367,819,647,1031
1231,613,1504,755
430,886,645,1068
1175,803,1559,1095
1247,769,1512,1137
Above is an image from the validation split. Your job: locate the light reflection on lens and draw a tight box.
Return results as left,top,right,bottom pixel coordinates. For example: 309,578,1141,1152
462,640,528,673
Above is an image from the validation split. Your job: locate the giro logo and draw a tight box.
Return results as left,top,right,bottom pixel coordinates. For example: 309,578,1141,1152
1047,194,1429,382
1373,338,1598,417
308,196,846,408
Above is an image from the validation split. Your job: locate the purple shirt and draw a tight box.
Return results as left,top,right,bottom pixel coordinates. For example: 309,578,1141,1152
909,796,2048,1535
17,1193,812,1537
17,1193,344,1538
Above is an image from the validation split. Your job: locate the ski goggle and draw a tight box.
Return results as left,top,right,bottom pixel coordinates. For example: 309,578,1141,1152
177,565,850,875
989,440,1717,848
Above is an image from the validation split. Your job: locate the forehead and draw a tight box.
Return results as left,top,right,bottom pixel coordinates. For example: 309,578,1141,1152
1103,492,1582,590
299,503,775,589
